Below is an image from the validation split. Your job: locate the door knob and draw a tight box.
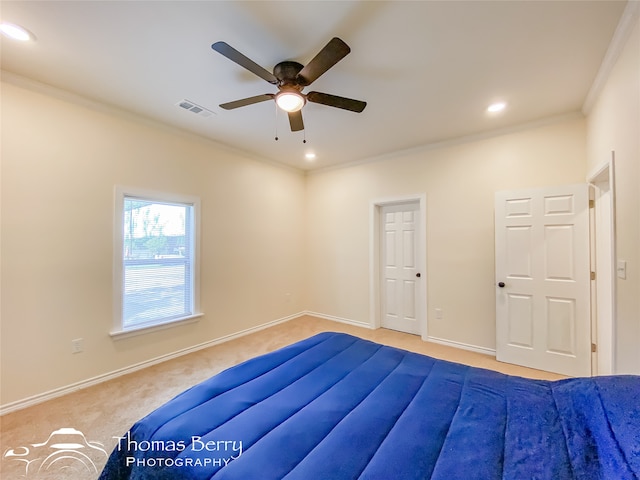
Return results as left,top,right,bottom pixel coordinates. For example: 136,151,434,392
416,273,421,278
498,282,505,288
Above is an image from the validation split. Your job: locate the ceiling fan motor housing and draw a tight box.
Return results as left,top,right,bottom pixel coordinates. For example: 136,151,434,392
274,61,305,90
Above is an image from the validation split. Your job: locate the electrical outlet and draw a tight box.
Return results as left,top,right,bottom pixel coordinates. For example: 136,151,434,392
71,338,83,354
284,293,292,303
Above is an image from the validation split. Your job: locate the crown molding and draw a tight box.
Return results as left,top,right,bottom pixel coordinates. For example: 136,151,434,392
582,1,640,115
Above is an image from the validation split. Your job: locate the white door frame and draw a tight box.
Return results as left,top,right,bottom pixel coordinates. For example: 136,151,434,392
588,154,616,375
370,194,427,339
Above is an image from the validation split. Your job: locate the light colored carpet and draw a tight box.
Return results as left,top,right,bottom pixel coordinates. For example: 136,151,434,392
0,315,564,479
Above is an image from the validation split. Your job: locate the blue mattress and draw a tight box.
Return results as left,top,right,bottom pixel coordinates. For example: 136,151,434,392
99,332,640,480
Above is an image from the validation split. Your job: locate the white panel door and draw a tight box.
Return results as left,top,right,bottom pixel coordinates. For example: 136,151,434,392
495,185,591,377
381,202,421,335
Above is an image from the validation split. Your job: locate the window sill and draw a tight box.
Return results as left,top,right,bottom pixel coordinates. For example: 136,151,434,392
109,313,203,340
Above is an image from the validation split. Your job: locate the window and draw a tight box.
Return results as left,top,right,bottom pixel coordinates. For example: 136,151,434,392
112,187,201,337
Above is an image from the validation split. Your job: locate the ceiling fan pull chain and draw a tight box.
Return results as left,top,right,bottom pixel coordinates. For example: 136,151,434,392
274,103,279,141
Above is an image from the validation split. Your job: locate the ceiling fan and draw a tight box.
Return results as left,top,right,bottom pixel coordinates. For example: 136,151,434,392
211,37,367,133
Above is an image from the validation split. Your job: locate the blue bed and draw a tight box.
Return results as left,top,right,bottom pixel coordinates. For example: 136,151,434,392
99,332,640,480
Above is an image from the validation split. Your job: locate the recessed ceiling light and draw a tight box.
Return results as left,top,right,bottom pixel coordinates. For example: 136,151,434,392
0,22,34,42
487,102,507,113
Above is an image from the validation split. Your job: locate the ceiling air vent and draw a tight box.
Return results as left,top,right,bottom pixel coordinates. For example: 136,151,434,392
175,99,215,118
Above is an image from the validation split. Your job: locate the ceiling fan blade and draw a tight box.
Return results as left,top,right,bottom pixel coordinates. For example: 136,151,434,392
212,41,278,84
306,91,367,113
219,94,274,110
288,110,304,132
297,37,351,86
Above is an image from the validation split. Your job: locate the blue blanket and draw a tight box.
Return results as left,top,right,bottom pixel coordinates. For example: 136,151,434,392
99,332,640,479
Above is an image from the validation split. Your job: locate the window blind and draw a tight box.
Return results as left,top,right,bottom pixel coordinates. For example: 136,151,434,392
122,197,194,329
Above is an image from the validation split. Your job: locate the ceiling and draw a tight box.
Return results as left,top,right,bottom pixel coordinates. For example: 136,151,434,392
0,1,628,171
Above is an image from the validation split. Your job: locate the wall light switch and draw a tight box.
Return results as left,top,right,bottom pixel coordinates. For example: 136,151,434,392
617,260,627,280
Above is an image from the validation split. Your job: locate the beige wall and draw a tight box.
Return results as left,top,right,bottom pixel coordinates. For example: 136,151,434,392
586,14,640,374
306,118,588,350
2,13,638,408
1,81,307,405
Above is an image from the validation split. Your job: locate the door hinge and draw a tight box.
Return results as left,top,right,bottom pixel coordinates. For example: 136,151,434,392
589,199,595,208
591,343,597,353
590,271,596,280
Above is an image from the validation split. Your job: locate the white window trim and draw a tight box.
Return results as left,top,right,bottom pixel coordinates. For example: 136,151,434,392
109,313,204,340
111,185,202,339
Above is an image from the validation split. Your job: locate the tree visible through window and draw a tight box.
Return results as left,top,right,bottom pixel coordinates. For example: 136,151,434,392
115,190,199,333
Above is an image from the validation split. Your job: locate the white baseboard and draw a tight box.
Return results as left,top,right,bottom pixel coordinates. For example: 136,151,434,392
304,311,374,330
305,311,495,357
0,311,306,416
1,311,491,415
427,335,496,356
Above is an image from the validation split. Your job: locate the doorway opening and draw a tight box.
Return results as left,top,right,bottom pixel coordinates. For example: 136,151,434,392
588,155,616,375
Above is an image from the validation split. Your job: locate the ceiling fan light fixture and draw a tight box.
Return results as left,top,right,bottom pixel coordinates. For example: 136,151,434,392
276,91,305,112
